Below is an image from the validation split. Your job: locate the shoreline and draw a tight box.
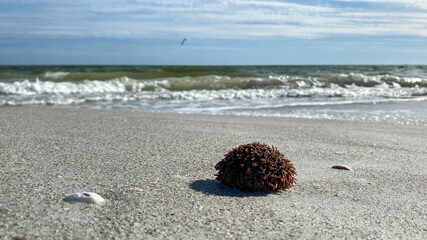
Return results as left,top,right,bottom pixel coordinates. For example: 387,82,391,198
24,104,427,128
1,106,426,239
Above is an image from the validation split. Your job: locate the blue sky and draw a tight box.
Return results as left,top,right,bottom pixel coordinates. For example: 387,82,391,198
1,0,426,65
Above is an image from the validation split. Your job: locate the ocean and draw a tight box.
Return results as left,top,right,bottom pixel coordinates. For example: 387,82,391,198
1,65,426,126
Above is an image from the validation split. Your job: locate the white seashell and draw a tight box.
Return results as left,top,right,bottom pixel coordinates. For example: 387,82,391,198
331,165,353,171
64,192,105,205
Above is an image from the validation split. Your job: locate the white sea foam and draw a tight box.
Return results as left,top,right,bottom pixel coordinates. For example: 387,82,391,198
44,71,70,79
2,65,427,126
1,78,426,103
0,78,127,95
1,77,427,126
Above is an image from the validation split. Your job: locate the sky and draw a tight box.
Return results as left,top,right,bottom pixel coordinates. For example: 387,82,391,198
0,0,426,65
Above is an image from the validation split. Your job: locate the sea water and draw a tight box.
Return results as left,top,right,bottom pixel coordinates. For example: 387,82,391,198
1,65,426,126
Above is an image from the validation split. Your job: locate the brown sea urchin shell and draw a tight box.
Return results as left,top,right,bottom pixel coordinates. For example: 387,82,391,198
215,142,297,192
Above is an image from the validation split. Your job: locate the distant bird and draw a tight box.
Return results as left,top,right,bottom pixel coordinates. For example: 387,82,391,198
180,38,187,45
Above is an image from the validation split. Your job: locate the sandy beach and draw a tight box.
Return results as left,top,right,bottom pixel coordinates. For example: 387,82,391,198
0,106,426,239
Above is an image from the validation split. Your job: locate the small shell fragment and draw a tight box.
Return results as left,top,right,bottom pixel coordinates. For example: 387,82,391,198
332,165,353,171
64,192,105,205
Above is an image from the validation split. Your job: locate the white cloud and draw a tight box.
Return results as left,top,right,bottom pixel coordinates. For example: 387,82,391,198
335,0,427,10
0,0,426,39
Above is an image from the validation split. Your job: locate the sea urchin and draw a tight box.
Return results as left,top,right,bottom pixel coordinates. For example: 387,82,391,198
215,142,296,192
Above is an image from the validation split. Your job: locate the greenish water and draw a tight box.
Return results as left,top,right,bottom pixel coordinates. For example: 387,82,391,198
1,65,426,125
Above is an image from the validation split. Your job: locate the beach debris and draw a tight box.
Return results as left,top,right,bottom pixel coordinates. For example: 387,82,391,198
12,237,26,240
215,142,297,192
63,192,105,205
134,187,143,192
332,165,353,171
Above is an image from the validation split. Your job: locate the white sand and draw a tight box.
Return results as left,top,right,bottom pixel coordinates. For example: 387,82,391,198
0,106,426,239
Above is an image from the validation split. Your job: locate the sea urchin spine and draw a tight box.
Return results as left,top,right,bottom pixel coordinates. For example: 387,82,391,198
215,142,296,192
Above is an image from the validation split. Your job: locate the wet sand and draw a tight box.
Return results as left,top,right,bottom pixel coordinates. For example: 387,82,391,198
1,106,426,239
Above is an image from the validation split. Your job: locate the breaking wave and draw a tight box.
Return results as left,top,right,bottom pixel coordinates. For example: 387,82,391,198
0,75,426,105
1,65,427,126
